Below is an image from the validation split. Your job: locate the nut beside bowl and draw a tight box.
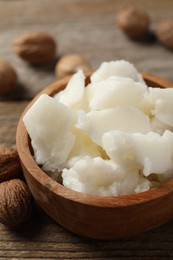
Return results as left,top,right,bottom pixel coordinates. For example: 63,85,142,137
16,72,173,240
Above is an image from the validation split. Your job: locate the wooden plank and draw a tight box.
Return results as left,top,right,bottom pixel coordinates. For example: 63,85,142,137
0,206,173,259
0,101,28,146
0,0,173,100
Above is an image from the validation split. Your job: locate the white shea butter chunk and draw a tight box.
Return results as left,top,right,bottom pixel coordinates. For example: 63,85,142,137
86,76,147,110
91,60,144,83
23,60,173,196
151,117,173,135
116,171,150,196
54,70,85,108
62,156,150,196
77,107,151,145
149,87,173,127
102,130,173,176
62,157,119,196
23,94,76,171
66,128,104,167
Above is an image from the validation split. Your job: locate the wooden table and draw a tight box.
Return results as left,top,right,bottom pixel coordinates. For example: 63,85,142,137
1,0,173,259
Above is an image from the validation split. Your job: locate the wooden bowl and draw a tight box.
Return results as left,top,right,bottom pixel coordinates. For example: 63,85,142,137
16,72,173,240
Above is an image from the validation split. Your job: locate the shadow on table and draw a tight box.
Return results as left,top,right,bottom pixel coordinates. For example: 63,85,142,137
4,201,173,258
132,30,157,45
0,57,61,101
28,57,59,73
9,203,49,240
0,82,31,101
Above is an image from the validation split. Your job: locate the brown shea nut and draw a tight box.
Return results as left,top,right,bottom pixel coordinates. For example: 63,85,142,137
0,179,32,227
55,54,91,78
13,31,56,64
0,146,22,183
116,6,150,39
156,19,173,49
0,60,17,96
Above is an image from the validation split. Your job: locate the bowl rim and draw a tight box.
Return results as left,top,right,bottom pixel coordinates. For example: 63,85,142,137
16,71,173,208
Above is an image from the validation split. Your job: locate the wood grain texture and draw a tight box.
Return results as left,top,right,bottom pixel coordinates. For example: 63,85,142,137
1,204,173,259
1,0,173,258
0,0,173,100
0,101,28,146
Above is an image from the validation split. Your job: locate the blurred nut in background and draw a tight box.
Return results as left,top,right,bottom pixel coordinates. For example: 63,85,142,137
116,6,150,39
156,19,173,49
13,31,56,64
55,54,91,78
0,60,17,95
